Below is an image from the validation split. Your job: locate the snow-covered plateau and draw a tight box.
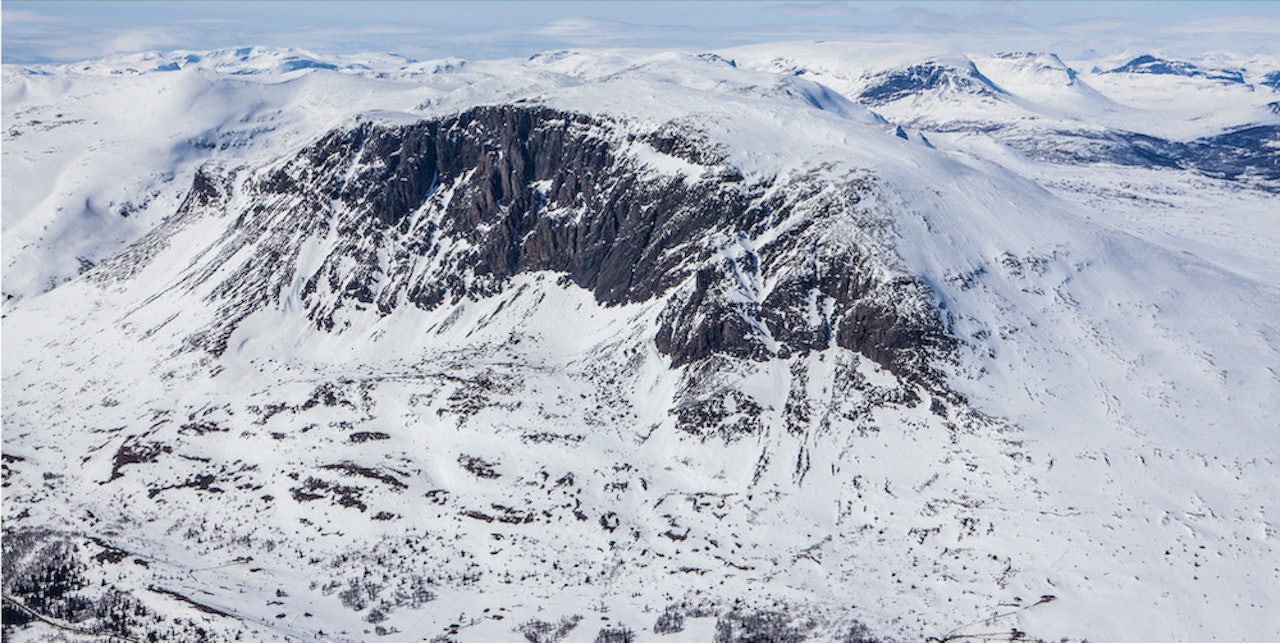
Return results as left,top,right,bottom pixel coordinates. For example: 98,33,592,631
3,44,1279,642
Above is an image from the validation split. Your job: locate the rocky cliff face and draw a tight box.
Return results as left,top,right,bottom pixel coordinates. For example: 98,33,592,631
109,104,950,382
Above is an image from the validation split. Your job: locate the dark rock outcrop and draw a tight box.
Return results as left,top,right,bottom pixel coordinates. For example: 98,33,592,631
1106,55,1245,84
126,105,950,379
858,61,1004,106
1004,125,1280,184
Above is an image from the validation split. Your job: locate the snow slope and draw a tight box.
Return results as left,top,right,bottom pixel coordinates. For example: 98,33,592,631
4,46,1279,642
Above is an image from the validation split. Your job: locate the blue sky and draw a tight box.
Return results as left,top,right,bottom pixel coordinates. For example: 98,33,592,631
5,1,1280,64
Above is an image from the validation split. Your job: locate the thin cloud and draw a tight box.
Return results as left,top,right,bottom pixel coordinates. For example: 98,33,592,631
771,2,864,18
105,27,185,55
1158,15,1280,34
2,8,62,24
534,17,636,39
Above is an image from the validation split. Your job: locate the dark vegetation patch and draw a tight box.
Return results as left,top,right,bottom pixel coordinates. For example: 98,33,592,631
107,439,172,482
320,461,407,489
290,477,367,511
458,454,500,479
178,420,226,435
489,504,537,525
0,528,230,641
301,381,355,410
714,610,814,643
653,608,686,634
147,473,221,498
595,625,636,643
518,615,582,643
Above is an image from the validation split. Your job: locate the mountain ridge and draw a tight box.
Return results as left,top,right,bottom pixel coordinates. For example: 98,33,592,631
4,44,1280,642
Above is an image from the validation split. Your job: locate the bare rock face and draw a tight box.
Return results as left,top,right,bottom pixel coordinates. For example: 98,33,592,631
125,104,949,380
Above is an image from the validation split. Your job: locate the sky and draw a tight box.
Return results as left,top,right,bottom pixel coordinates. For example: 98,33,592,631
4,1,1280,65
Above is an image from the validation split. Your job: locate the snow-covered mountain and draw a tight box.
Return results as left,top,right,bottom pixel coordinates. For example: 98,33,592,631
3,44,1279,642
